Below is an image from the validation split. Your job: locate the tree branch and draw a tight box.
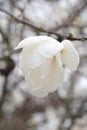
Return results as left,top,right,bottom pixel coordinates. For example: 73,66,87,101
0,8,87,41
0,76,8,117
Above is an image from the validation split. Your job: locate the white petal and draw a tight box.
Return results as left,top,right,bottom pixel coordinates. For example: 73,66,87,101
36,58,52,79
25,72,49,97
24,59,51,91
25,53,64,96
38,41,64,58
44,53,64,92
15,36,56,49
20,47,46,75
61,40,80,71
24,69,44,92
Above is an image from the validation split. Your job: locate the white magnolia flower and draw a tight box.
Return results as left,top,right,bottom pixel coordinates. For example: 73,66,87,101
15,36,80,97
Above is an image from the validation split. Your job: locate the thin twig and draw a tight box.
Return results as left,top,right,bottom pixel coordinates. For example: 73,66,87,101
0,76,8,116
0,8,87,41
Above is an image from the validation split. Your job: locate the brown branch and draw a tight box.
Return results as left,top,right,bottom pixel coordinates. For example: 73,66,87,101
0,77,8,117
50,0,87,31
0,8,87,42
67,36,87,41
0,27,10,45
0,56,15,117
0,56,15,76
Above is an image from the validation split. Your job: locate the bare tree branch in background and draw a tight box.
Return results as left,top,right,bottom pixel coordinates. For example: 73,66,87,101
0,8,87,42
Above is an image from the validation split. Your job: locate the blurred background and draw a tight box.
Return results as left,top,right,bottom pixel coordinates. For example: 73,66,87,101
0,0,87,130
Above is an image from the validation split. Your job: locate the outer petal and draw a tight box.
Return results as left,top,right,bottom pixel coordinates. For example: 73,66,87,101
38,41,64,58
25,53,64,97
20,46,46,74
15,36,58,49
61,40,80,71
35,58,52,79
44,53,64,92
24,58,52,91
